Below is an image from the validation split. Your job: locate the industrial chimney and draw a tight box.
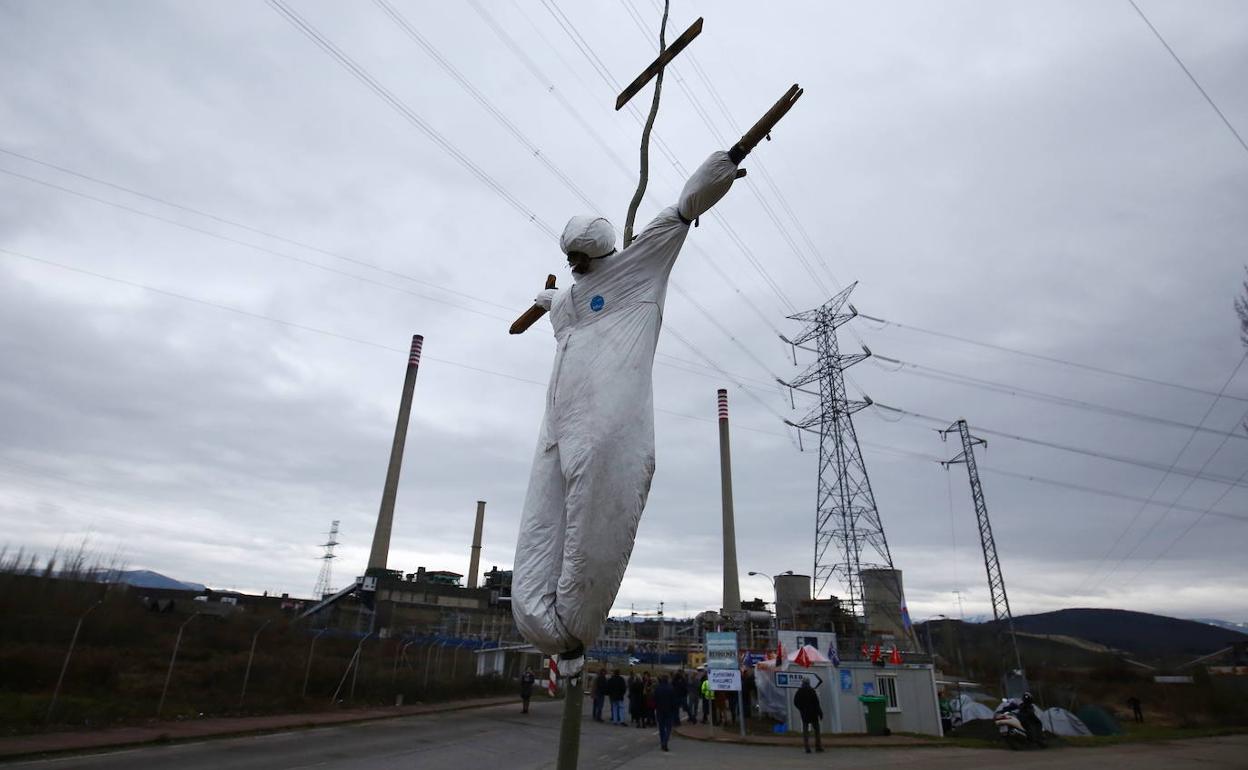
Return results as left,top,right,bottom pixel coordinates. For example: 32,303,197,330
366,334,423,573
467,500,486,589
718,389,742,613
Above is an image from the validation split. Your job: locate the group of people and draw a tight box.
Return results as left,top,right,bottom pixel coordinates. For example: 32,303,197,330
588,669,681,750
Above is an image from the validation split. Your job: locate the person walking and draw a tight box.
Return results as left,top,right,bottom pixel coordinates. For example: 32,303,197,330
699,672,713,724
672,670,690,725
654,674,678,751
794,679,823,753
520,668,536,714
685,671,700,724
592,668,608,722
629,673,644,728
644,674,656,727
608,669,627,725
1127,695,1144,723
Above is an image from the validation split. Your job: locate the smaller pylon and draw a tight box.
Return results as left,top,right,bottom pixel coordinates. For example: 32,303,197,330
313,520,340,599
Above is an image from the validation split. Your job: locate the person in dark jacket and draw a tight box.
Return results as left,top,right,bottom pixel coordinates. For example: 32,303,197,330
672,671,691,724
628,674,645,727
608,669,627,725
793,680,823,753
654,674,678,751
592,669,608,722
520,668,536,714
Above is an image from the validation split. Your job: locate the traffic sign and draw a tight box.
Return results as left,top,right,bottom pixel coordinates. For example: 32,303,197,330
774,671,824,689
705,631,738,670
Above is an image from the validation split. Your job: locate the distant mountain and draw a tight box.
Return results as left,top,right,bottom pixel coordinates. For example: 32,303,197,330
1007,608,1248,661
1193,618,1248,635
95,569,205,592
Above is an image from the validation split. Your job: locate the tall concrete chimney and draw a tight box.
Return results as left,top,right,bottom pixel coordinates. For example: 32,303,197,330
467,500,486,588
718,389,741,612
367,334,423,573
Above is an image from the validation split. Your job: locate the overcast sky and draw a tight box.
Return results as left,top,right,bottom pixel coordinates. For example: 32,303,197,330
2,0,1246,625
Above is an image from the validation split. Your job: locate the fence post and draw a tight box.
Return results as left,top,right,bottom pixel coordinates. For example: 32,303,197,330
238,619,272,708
157,612,202,718
46,600,102,723
332,633,372,703
302,628,329,698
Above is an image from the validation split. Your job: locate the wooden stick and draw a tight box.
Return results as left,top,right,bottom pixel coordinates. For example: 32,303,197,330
622,0,671,249
509,274,557,335
736,84,804,156
614,17,703,111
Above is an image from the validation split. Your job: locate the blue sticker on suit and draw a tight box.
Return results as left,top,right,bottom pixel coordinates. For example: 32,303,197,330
590,295,605,312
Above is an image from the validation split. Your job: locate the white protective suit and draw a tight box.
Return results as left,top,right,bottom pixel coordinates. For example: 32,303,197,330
513,151,740,656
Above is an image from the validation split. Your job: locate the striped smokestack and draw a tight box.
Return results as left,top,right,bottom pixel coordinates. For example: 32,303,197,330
718,389,741,613
467,500,486,589
367,334,423,573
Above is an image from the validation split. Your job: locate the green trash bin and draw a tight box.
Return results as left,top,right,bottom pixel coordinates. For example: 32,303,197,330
859,695,889,735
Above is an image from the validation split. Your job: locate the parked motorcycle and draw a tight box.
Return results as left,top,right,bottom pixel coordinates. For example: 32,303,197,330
995,694,1046,750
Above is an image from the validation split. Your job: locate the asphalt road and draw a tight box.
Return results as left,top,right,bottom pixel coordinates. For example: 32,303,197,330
5,700,1246,769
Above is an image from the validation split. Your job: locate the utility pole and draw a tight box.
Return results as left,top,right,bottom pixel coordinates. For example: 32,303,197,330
781,282,908,649
940,419,1026,697
313,520,340,599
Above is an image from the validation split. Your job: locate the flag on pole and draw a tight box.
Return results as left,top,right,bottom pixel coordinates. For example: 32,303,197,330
871,643,882,664
828,643,841,667
860,643,869,659
777,640,784,665
547,656,558,697
901,605,912,631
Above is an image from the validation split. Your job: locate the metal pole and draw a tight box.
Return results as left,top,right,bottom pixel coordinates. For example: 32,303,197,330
423,642,434,691
46,600,102,723
367,334,424,572
239,619,272,708
350,635,371,703
333,634,371,703
302,628,329,697
157,612,201,718
556,668,583,770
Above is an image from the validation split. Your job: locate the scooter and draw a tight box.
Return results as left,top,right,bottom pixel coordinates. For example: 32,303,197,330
995,699,1046,750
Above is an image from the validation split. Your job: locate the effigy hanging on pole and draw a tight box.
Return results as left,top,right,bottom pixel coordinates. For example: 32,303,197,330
506,5,803,767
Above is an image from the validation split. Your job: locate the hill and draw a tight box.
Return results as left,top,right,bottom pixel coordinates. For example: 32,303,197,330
1006,608,1248,662
91,568,205,592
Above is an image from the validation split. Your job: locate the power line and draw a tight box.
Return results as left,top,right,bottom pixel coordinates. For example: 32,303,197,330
1126,0,1248,159
0,146,514,313
270,0,789,393
870,400,1248,491
873,352,1248,442
266,0,557,240
0,246,545,387
855,440,1248,525
858,312,1248,403
1080,350,1248,592
0,165,515,324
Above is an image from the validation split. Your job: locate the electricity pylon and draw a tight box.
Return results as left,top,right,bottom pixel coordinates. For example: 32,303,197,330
781,283,903,644
941,419,1026,696
313,520,340,599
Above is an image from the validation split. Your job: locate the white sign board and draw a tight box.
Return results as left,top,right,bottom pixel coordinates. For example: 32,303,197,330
779,630,836,658
775,670,824,689
708,669,741,691
705,631,738,670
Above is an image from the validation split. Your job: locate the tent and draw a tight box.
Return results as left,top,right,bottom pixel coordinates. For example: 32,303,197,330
951,693,995,724
1040,707,1092,737
789,645,829,666
1076,704,1123,736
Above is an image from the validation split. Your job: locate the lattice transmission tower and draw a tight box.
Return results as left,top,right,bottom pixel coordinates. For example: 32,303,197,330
940,419,1026,695
313,520,340,599
781,282,901,638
